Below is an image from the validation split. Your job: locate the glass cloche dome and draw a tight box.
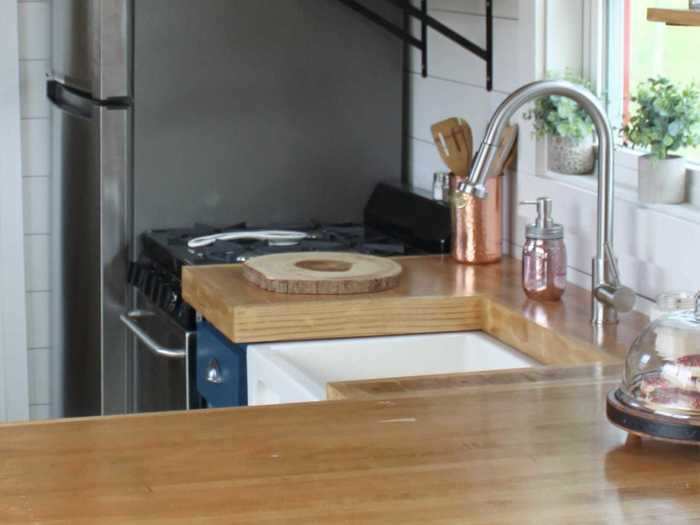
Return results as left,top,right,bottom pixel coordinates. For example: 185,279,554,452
607,293,700,443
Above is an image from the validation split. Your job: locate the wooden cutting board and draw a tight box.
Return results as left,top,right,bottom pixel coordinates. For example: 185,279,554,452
242,252,402,294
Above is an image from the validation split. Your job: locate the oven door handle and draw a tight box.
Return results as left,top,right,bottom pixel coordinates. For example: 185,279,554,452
120,310,187,359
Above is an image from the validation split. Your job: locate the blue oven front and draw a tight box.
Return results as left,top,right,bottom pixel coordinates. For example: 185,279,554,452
196,321,248,408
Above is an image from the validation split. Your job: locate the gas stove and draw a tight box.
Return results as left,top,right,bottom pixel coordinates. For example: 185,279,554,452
128,183,451,330
142,222,420,275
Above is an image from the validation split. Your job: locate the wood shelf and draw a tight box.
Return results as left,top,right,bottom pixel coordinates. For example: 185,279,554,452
647,8,700,26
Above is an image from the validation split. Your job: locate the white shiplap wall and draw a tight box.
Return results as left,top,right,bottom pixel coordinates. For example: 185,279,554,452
404,0,637,300
406,1,521,191
404,1,628,294
18,0,51,420
408,0,700,314
406,0,535,261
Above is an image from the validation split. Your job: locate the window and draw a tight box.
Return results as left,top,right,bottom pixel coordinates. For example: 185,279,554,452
607,0,700,161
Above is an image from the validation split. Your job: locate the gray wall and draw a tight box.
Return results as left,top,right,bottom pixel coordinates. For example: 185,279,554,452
134,0,405,235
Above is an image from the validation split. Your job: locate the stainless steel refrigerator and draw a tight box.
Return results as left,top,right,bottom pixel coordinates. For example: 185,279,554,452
49,0,403,417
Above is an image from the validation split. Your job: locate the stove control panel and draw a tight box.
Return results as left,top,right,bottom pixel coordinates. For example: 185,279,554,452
128,261,195,330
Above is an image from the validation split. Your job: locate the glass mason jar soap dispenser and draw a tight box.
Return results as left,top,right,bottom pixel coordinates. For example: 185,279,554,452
520,197,567,301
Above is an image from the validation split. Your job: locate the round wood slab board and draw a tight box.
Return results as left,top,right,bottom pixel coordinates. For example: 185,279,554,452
242,252,402,294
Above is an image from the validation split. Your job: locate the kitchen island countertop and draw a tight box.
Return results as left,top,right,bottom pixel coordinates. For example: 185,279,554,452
3,364,700,523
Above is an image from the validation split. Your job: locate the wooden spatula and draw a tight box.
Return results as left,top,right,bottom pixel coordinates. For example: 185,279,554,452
488,124,518,178
430,117,473,178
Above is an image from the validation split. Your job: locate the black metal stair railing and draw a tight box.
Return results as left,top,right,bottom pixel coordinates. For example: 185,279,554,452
337,0,493,91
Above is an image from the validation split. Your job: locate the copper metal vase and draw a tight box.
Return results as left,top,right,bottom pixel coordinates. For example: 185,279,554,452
449,175,502,264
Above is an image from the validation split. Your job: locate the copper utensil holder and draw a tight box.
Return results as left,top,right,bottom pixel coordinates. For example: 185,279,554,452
449,175,501,264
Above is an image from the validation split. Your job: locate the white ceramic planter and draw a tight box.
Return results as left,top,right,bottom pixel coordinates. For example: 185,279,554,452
547,135,595,175
638,154,687,204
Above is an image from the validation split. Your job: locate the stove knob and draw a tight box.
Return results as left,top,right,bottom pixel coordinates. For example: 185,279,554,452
157,284,174,311
127,262,141,286
152,279,164,304
166,289,179,313
143,271,154,296
147,275,161,302
136,266,150,289
155,284,167,310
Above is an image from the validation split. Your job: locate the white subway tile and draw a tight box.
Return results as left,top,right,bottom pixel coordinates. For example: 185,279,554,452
19,60,49,118
18,1,50,60
24,234,50,292
29,404,51,421
22,176,50,234
28,348,50,405
20,118,50,176
26,291,50,349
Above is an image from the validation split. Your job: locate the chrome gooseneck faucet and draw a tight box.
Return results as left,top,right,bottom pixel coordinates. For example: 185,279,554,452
458,80,635,325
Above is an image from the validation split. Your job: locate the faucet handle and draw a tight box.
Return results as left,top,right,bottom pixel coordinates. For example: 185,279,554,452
597,242,636,313
595,284,636,314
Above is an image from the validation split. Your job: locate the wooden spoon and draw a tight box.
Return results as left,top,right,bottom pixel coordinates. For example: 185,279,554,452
430,117,473,179
488,124,518,178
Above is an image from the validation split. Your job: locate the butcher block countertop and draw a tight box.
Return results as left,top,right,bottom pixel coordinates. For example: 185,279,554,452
4,364,700,524
183,255,648,366
0,257,688,523
328,359,624,401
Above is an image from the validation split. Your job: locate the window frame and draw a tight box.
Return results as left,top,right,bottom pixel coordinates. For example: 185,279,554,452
538,0,700,226
600,0,700,170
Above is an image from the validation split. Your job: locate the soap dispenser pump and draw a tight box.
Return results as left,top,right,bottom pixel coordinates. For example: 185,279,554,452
520,197,567,301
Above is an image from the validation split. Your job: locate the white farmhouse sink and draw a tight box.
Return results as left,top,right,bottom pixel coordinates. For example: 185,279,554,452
246,332,537,405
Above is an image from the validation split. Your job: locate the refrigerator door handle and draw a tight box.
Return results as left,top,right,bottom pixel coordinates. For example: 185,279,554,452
120,310,187,359
47,80,93,119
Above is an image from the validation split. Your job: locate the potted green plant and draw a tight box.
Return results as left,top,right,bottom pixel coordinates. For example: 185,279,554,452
623,76,700,204
524,72,597,175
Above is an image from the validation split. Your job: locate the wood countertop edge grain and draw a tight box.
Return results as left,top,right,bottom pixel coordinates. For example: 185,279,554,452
182,256,643,365
326,362,624,401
